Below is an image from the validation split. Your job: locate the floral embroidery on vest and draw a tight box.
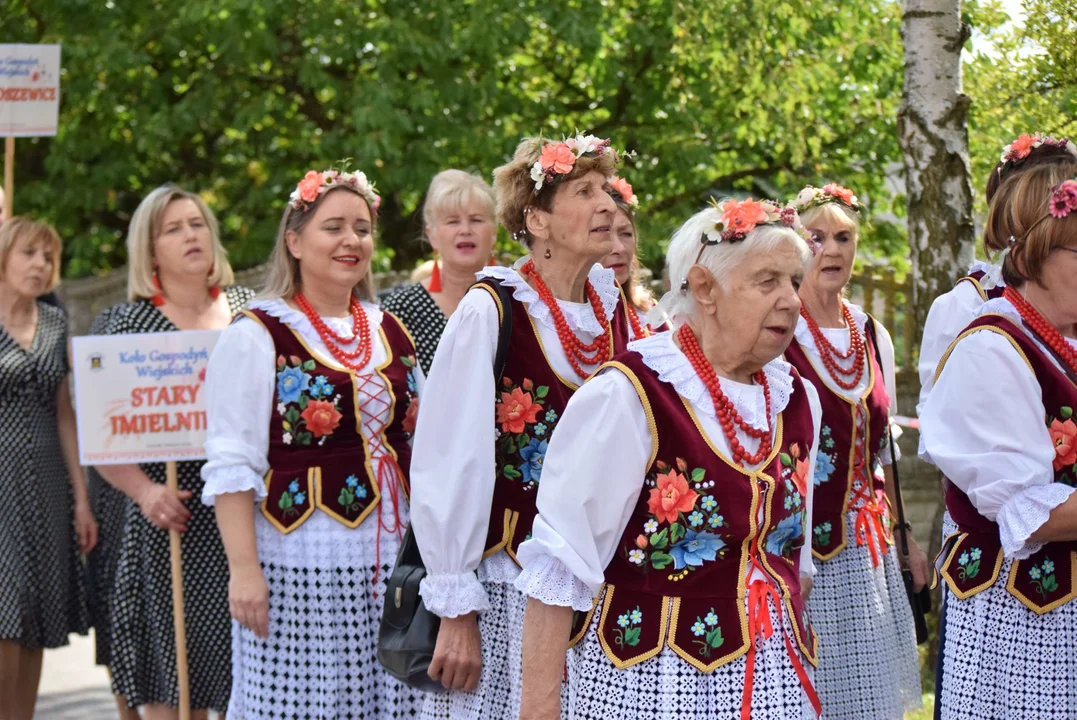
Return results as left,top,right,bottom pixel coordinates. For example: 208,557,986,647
1029,557,1060,599
495,376,556,488
812,521,833,547
814,426,836,486
1049,406,1076,482
956,547,983,580
689,608,725,658
338,474,369,514
626,458,729,576
401,355,420,436
613,606,643,648
275,355,344,446
278,478,307,519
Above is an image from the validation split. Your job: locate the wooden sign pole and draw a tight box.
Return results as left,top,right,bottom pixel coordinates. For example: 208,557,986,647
166,460,191,720
3,137,13,219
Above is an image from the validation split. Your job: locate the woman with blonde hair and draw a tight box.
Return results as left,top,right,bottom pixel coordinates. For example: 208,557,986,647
923,162,1077,719
601,176,660,339
784,183,925,719
90,184,253,719
409,133,631,719
0,217,95,720
382,169,498,374
203,166,423,719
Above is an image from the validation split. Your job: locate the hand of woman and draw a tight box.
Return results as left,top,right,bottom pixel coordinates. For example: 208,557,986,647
428,612,483,691
901,535,931,592
229,562,270,638
137,483,192,532
74,499,99,554
799,574,813,600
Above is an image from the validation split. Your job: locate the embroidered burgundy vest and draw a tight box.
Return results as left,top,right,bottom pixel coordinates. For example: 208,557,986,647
938,314,1077,615
243,308,419,534
590,353,818,673
784,321,892,562
957,268,1005,302
474,277,629,566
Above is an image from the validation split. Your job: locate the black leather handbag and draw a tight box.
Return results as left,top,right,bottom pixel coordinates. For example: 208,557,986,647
866,317,931,644
376,276,515,688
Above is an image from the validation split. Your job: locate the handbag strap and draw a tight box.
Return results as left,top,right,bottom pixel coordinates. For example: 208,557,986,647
864,315,912,562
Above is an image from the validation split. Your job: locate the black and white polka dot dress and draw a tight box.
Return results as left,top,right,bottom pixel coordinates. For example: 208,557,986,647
98,286,254,712
381,282,447,375
0,301,90,649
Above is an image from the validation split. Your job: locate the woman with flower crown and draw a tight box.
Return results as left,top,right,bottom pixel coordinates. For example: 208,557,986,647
601,176,660,340
201,166,423,719
783,183,926,719
514,198,823,720
921,163,1077,720
408,134,631,719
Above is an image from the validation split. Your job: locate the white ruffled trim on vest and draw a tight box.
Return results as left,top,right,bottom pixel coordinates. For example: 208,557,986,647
628,331,794,432
476,261,621,336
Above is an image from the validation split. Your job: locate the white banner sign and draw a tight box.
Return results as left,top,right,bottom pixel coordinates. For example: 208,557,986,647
0,44,61,137
72,330,220,465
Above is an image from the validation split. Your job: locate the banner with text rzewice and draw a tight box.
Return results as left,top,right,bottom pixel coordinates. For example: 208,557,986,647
0,44,61,137
72,331,219,465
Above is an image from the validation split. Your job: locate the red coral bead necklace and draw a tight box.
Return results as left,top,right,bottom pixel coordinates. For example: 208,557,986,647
799,302,865,390
1004,286,1077,377
294,292,373,371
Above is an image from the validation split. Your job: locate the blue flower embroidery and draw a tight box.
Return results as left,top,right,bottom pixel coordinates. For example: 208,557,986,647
289,480,300,494
534,423,548,437
310,375,334,399
689,511,704,527
407,368,418,394
691,620,706,636
1044,559,1056,574
630,608,643,625
1030,565,1043,580
958,551,969,566
709,514,724,529
704,611,719,627
701,495,717,511
970,547,983,561
669,530,726,570
277,366,311,404
545,409,558,423
518,438,549,485
814,452,836,486
357,485,368,499
294,492,306,505
617,614,630,628
765,512,804,557
346,475,359,488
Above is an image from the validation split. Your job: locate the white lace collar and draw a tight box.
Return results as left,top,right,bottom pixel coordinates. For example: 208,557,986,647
249,297,384,343
793,300,868,356
476,260,620,335
629,331,795,431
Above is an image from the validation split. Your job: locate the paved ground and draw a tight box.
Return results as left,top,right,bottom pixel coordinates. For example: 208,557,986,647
36,632,116,719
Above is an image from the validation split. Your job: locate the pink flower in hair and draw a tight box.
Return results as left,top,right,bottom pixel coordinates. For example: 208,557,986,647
610,177,636,205
1049,180,1077,218
540,143,576,175
722,199,768,235
822,183,856,206
1009,134,1037,161
297,171,324,203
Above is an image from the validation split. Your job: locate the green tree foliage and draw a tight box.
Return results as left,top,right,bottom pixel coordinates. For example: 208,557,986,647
4,0,911,277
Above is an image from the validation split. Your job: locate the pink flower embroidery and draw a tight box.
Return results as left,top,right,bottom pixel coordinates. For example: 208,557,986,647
647,469,699,526
1050,418,1077,471
496,386,542,434
539,143,576,175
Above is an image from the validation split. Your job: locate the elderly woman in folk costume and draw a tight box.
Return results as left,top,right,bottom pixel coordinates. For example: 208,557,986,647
601,176,660,340
515,198,824,720
202,166,423,719
917,134,1077,543
783,183,926,719
408,133,631,719
922,163,1077,720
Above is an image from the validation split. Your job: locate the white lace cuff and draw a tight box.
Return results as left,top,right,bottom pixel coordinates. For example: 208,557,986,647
419,572,490,618
514,554,596,612
997,482,1075,559
200,466,267,506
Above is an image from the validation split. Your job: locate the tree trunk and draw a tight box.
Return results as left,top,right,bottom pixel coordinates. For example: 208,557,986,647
899,0,975,351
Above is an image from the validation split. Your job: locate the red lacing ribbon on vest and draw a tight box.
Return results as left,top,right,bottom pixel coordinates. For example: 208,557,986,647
355,369,406,593
849,405,888,568
740,534,821,719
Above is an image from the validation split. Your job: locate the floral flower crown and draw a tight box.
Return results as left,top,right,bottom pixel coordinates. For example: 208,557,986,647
999,133,1077,167
288,166,381,214
790,183,862,214
609,176,639,209
1048,179,1077,219
529,133,615,193
702,196,808,245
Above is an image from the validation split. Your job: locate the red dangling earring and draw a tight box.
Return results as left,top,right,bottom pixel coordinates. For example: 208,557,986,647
428,254,443,293
208,264,220,299
488,252,497,267
151,272,166,307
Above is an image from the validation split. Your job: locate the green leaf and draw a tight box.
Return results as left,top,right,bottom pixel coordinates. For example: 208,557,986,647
302,360,316,371
535,386,549,399
706,627,725,649
624,627,641,647
650,528,669,549
278,493,293,510
505,440,517,455
691,468,705,484
401,356,414,367
285,408,300,424
966,560,980,578
669,523,686,544
1062,407,1074,419
517,433,530,446
1044,575,1059,592
780,452,793,468
338,488,353,506
503,465,522,479
298,395,309,410
650,552,674,569
297,432,312,446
